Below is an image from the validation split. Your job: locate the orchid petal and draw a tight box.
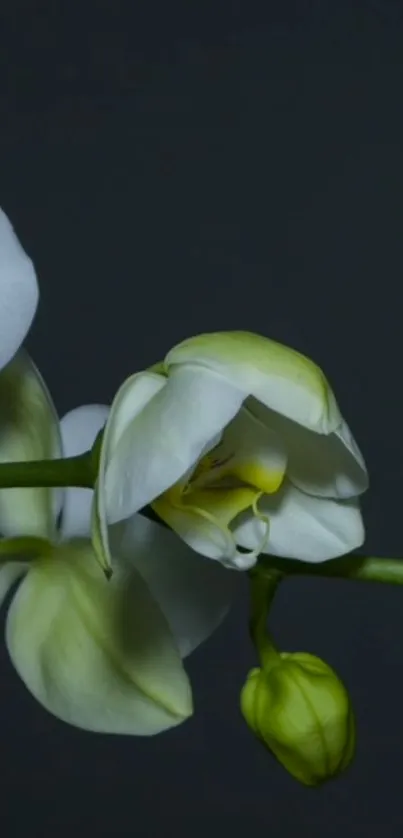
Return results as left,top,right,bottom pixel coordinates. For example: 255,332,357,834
6,539,192,734
110,513,243,658
166,331,341,434
0,209,38,371
197,406,287,495
102,366,245,525
247,402,368,499
233,480,365,562
0,351,61,538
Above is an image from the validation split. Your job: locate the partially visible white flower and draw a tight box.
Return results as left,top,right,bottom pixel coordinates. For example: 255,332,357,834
0,355,240,733
97,332,368,570
0,208,38,372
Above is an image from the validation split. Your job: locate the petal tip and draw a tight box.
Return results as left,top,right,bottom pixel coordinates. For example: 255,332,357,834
0,209,39,369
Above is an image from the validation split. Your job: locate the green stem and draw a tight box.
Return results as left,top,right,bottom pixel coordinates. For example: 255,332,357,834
0,536,54,559
249,568,283,669
257,554,403,586
139,502,403,587
0,453,94,489
1,452,403,589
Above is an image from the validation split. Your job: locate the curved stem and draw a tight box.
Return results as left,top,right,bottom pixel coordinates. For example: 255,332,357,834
248,568,283,669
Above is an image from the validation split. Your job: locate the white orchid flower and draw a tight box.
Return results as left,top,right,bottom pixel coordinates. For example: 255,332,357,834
0,354,241,733
0,208,38,371
98,332,368,571
0,208,240,734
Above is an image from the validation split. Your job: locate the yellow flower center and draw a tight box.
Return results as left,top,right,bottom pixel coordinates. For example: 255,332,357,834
152,437,285,565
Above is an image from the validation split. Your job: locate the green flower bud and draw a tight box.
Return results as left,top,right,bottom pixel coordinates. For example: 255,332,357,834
240,652,355,786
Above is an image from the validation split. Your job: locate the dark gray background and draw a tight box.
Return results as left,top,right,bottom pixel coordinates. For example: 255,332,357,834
1,1,403,835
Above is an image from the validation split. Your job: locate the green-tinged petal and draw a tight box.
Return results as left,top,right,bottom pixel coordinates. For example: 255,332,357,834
109,513,243,658
247,401,368,499
6,539,193,734
92,373,164,575
93,373,164,573
153,484,266,570
103,365,245,525
165,331,341,434
92,477,112,576
233,479,365,562
0,351,61,538
147,361,167,376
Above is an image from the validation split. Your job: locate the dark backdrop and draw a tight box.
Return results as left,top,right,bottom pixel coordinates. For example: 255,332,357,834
1,1,403,835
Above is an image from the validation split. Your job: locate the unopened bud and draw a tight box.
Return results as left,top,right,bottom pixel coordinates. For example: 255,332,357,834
240,652,355,786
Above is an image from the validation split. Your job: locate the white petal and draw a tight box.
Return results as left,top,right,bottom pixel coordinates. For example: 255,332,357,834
103,365,245,524
233,480,365,562
153,484,263,570
59,404,109,538
247,403,368,499
0,351,61,538
6,539,192,735
0,209,38,371
110,513,243,657
92,372,167,573
166,331,342,433
210,406,287,494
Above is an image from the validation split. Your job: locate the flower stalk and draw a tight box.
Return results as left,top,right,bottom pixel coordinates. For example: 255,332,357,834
0,452,402,587
0,453,94,488
248,567,282,668
257,553,403,585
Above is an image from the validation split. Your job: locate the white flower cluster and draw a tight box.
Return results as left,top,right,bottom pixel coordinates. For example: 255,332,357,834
0,208,368,736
